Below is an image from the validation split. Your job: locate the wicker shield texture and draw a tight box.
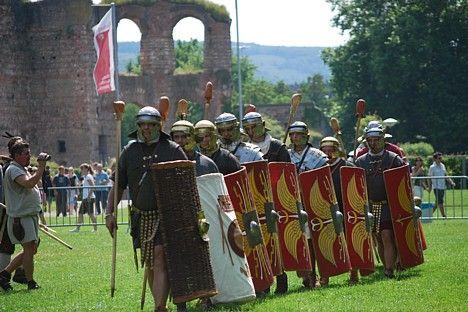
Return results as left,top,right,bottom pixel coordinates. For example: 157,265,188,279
151,160,217,304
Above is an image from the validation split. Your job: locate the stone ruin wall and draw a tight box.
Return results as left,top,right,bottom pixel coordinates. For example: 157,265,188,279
0,0,232,165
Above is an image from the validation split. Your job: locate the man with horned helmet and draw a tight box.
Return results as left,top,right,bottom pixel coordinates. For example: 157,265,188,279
194,120,241,175
214,112,263,163
105,106,187,312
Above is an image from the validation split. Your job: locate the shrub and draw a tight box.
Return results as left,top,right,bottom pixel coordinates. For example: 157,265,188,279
399,142,434,157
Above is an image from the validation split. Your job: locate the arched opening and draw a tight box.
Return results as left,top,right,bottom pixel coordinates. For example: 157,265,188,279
117,18,142,75
172,17,205,75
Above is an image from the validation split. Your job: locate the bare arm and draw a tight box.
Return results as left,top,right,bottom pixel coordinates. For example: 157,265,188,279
105,184,124,215
15,164,45,189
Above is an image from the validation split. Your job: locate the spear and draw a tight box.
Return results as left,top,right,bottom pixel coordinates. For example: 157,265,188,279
330,117,347,157
158,96,170,126
176,99,189,120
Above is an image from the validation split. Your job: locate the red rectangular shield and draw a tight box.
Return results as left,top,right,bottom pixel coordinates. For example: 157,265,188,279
340,166,375,273
268,162,312,271
224,168,274,292
299,165,351,278
383,165,424,269
244,160,284,276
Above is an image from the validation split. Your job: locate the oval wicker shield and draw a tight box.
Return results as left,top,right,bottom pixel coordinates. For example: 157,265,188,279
224,167,274,292
151,160,217,304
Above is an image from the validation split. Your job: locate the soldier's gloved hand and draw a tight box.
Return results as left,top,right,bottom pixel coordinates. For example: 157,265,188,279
105,214,118,238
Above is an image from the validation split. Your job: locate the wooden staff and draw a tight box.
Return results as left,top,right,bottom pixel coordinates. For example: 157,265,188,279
39,223,57,234
111,100,125,298
283,93,302,143
140,268,148,310
176,99,189,120
204,81,213,120
330,117,347,157
39,226,73,250
353,99,366,162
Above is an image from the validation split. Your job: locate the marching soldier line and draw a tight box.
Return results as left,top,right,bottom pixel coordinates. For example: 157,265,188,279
0,92,425,312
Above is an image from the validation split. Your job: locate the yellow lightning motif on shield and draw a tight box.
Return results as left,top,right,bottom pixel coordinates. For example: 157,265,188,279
309,179,337,266
347,174,368,262
278,170,302,262
397,177,418,257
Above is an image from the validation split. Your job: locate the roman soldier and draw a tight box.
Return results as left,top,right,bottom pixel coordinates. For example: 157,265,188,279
194,120,241,175
105,106,188,312
356,121,405,159
319,136,359,285
242,111,290,294
170,120,218,176
355,123,404,278
287,121,328,173
242,112,291,162
214,113,263,163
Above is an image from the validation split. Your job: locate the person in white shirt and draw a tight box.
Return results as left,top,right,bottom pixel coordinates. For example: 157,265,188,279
428,152,455,218
70,163,97,232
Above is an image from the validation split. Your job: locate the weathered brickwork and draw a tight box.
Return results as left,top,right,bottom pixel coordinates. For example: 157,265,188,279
0,0,232,165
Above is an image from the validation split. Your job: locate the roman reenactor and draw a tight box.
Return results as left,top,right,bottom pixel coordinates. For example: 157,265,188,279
170,120,219,177
286,122,328,288
105,106,188,312
319,136,361,285
242,111,291,294
214,113,263,163
288,121,328,173
194,120,241,175
242,112,291,162
356,121,405,159
355,123,404,278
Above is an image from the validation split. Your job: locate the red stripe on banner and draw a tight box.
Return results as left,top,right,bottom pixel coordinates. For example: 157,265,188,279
94,29,112,95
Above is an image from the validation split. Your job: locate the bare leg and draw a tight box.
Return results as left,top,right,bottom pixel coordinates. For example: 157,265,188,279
438,203,446,217
375,233,386,268
88,213,98,231
21,241,37,281
4,252,24,274
152,245,169,310
349,269,359,284
381,229,397,276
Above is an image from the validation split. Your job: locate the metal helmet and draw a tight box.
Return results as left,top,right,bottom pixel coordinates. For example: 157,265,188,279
171,120,196,152
136,106,161,124
215,113,238,128
288,121,309,135
242,112,263,126
242,112,266,138
320,136,340,149
171,120,194,135
364,120,384,138
194,120,218,156
215,113,241,143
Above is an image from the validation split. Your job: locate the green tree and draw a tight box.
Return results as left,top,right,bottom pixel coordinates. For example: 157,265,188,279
323,0,468,152
121,103,140,147
174,39,203,74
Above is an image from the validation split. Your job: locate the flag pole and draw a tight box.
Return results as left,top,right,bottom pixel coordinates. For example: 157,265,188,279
111,3,120,101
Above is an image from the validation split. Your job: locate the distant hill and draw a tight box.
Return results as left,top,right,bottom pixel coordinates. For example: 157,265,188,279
117,42,331,84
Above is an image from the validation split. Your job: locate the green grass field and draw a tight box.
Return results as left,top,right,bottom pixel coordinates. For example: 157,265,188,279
1,220,467,311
